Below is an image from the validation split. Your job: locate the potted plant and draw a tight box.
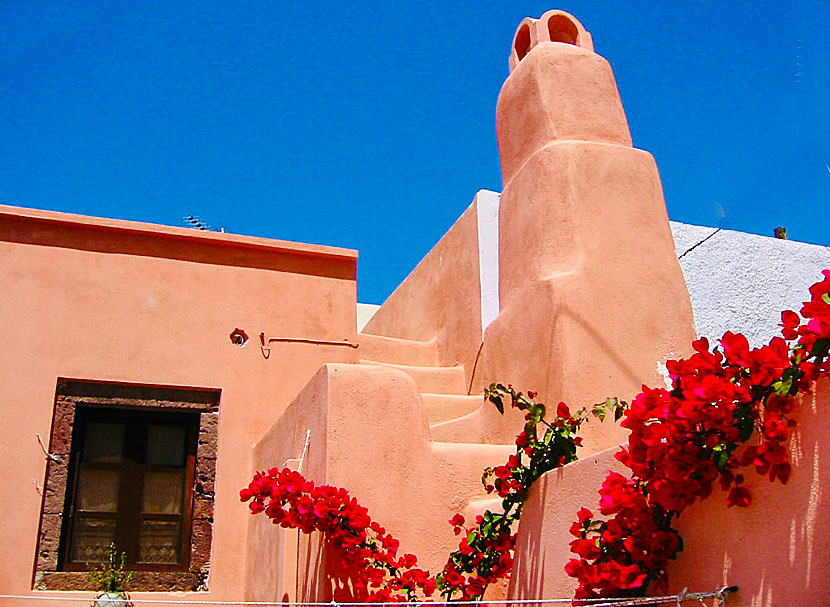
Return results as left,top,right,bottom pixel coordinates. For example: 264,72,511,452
87,543,133,607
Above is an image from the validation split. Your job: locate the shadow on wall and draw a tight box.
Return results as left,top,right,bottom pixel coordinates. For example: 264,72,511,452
475,272,677,452
668,378,830,606
510,449,629,601
507,380,830,604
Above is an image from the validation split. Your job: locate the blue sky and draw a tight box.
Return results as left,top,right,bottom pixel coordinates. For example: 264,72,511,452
2,1,828,303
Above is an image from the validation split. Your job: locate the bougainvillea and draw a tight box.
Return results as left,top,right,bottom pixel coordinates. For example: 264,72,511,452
241,389,622,602
240,467,435,602
566,270,830,599
244,271,830,603
436,387,625,600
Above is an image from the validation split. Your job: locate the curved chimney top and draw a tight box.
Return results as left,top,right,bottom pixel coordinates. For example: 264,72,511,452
509,10,594,72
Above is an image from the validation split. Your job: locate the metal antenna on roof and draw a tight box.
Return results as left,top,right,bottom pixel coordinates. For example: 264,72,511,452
183,215,228,233
183,215,211,231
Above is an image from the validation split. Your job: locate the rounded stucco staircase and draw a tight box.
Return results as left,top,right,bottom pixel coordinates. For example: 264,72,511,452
357,333,495,432
357,332,515,532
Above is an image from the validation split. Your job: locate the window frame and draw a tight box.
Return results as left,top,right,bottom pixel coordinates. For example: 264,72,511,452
34,380,220,592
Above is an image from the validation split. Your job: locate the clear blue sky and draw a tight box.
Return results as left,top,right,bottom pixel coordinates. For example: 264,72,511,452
2,1,828,303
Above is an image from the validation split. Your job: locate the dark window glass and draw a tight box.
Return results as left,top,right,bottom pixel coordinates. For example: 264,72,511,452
61,407,197,571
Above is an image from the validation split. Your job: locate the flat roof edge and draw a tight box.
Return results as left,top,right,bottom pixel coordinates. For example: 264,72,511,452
0,204,358,261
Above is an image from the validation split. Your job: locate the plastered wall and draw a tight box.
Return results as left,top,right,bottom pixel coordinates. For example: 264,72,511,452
0,205,357,605
671,222,830,348
509,379,830,605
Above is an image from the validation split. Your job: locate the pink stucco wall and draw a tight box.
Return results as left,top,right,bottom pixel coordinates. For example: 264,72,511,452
363,12,695,455
475,17,695,451
0,205,358,606
509,379,830,605
245,363,514,603
362,194,485,385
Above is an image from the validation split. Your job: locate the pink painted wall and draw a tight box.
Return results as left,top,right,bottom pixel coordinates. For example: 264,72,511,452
667,378,830,606
0,205,358,605
363,12,695,455
475,13,695,454
362,194,484,385
509,446,627,601
245,364,514,602
509,380,830,605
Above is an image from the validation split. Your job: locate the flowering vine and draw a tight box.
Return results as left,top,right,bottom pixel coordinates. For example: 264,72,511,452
243,271,830,603
438,387,625,600
565,270,830,599
241,388,621,602
240,468,435,602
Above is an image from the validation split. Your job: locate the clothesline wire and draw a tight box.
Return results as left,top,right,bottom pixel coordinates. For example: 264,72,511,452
0,586,737,606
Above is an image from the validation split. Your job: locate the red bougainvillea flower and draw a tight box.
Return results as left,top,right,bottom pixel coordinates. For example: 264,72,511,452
726,486,751,508
780,310,800,340
566,271,830,600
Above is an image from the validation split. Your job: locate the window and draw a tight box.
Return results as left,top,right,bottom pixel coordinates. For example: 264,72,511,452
34,380,219,592
62,408,197,570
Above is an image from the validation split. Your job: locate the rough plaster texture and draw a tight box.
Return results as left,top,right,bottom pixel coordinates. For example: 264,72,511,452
670,221,830,349
245,364,513,603
471,20,695,453
0,204,358,607
509,379,830,606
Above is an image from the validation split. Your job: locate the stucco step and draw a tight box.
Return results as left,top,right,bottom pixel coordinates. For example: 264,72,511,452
429,407,487,443
359,360,466,395
357,333,438,366
430,441,515,466
422,393,483,425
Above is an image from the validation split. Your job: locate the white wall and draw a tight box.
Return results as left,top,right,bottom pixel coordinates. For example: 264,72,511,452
357,302,380,332
358,217,830,350
671,221,830,348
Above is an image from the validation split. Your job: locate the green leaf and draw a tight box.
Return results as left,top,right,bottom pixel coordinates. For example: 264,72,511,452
812,338,830,359
715,449,729,471
491,395,504,414
773,377,793,397
592,404,607,422
735,413,755,442
526,403,541,422
614,400,628,421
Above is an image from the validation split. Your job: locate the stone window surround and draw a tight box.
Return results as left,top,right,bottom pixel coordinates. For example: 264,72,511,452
34,379,220,592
